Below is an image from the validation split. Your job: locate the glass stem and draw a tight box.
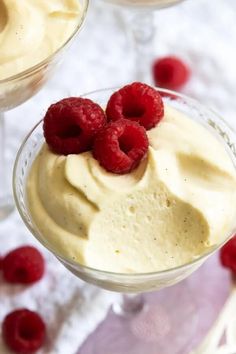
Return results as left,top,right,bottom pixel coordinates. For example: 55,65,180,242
113,293,145,316
130,10,155,83
0,113,14,221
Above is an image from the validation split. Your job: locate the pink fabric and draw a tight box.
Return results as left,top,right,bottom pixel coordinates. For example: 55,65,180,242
79,254,231,354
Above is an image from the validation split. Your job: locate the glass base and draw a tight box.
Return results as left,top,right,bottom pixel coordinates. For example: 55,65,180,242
113,294,146,316
0,196,14,221
79,281,199,354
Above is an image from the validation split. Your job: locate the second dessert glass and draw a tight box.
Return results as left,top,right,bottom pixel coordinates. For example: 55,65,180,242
13,88,236,352
0,0,89,221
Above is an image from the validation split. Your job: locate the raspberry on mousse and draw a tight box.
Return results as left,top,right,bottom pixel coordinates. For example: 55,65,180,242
2,309,46,354
93,119,149,174
43,97,106,155
42,83,165,175
106,82,164,130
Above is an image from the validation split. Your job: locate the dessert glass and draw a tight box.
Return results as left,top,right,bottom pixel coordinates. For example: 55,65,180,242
0,0,89,221
13,88,236,352
101,0,187,81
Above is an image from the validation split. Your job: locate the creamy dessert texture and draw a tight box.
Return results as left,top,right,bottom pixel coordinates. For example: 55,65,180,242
26,105,236,273
0,0,81,80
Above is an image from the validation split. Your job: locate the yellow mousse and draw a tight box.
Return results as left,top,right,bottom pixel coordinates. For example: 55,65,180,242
0,0,81,80
27,106,236,273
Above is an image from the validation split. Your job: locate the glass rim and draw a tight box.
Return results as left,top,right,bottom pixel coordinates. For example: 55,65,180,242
13,86,236,280
0,0,89,85
103,0,187,9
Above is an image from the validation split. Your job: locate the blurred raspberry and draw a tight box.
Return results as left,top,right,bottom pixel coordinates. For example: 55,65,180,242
43,97,106,155
220,235,236,274
2,246,45,285
106,82,164,130
152,56,190,90
2,309,46,354
93,119,148,174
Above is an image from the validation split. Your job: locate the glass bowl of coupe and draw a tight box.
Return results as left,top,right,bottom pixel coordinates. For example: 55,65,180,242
14,85,236,354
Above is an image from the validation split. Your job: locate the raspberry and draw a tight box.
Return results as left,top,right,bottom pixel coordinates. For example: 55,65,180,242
0,256,3,270
153,56,190,90
2,309,46,354
43,97,106,155
220,235,236,274
93,119,148,174
106,82,164,130
2,246,45,285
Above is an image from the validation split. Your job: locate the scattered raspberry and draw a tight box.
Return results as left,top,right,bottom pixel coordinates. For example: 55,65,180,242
2,309,46,354
2,246,45,285
106,82,164,130
43,97,106,155
220,235,236,274
152,56,190,90
0,256,3,271
93,119,148,174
